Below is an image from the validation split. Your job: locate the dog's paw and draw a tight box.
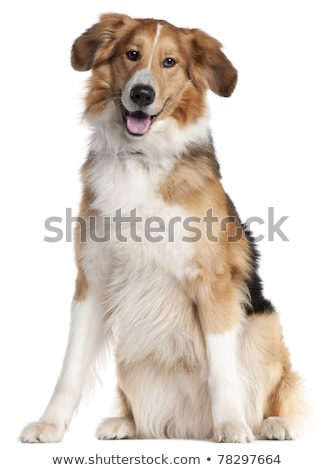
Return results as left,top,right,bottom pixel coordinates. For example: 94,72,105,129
96,417,136,440
260,417,297,440
214,420,253,443
20,421,65,443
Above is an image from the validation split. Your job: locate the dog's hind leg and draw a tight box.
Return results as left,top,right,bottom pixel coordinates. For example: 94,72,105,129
20,287,107,443
260,365,306,440
244,312,307,440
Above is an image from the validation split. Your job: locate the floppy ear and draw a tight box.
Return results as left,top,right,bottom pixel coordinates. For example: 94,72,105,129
189,29,238,97
71,13,137,71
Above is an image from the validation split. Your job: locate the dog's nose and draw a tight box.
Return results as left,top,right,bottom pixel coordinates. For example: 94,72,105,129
130,85,155,107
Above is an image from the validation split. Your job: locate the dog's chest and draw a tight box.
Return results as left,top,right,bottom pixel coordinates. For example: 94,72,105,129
85,154,196,283
84,154,202,364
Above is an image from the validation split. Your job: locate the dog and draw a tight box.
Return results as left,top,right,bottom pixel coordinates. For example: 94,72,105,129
20,13,306,443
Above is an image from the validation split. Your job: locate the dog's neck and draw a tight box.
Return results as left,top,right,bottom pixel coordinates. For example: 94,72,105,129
86,101,212,171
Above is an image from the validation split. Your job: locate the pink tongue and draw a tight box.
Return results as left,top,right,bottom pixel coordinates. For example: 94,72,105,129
126,114,151,135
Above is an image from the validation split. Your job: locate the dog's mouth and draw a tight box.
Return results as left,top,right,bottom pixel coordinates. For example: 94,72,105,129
121,105,158,137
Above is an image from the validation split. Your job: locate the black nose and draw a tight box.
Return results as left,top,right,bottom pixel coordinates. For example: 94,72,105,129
130,85,155,107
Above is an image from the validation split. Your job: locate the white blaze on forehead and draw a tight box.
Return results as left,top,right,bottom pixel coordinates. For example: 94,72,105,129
148,23,164,68
129,23,164,86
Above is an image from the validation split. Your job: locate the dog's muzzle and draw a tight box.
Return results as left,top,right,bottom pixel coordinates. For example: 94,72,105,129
122,85,157,137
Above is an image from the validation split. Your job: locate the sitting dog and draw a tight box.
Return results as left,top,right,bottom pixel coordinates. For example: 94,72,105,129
20,13,305,443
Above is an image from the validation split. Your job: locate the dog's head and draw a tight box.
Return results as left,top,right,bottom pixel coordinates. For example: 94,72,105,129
71,14,237,137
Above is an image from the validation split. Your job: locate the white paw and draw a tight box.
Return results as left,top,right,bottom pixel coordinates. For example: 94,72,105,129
96,417,136,440
260,417,297,440
20,421,65,443
214,420,253,443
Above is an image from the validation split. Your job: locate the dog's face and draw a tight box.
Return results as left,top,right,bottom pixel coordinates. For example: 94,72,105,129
71,14,237,137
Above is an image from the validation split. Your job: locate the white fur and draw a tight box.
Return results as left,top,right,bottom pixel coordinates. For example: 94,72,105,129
148,23,163,67
206,330,244,424
20,292,106,442
87,100,210,160
96,417,136,440
81,100,211,290
260,417,297,440
121,67,158,114
206,330,253,442
116,359,212,439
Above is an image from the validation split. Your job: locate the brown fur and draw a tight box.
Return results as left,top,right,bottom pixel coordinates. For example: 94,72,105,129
71,14,237,127
160,145,252,334
73,159,95,301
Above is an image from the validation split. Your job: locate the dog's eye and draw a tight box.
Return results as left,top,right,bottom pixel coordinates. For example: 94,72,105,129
126,50,140,61
163,57,176,68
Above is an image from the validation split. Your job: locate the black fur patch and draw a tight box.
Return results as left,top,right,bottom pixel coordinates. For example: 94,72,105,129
225,194,275,315
243,226,275,315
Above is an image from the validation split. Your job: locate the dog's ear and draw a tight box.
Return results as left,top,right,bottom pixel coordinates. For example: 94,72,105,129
188,29,237,97
71,13,137,71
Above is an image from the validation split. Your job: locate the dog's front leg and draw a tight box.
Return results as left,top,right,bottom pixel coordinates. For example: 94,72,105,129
206,328,253,442
20,287,105,443
195,277,253,443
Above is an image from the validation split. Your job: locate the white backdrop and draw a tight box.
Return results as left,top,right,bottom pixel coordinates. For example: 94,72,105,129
1,1,334,468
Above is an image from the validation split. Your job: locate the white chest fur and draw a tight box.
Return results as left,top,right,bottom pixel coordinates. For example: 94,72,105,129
85,150,196,280
82,142,204,369
83,107,211,284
